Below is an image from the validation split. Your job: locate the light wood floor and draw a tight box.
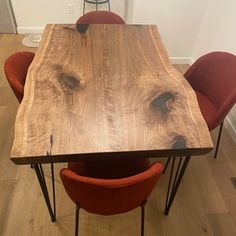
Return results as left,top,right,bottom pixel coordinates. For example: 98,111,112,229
0,34,236,236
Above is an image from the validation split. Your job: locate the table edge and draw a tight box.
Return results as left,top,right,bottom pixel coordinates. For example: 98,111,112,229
11,147,213,165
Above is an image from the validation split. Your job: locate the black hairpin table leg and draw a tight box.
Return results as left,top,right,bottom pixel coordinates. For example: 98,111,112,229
33,164,56,222
163,157,171,174
164,156,191,215
51,163,56,218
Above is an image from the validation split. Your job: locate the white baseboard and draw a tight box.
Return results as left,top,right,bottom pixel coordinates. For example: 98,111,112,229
169,57,194,65
224,116,236,144
17,27,44,34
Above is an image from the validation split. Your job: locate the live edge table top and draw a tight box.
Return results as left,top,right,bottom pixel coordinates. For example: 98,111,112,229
11,24,213,165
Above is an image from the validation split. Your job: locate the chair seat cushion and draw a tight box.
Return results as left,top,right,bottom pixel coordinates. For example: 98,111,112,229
195,91,217,130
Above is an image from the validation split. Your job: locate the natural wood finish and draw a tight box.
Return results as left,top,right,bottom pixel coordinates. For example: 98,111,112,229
1,35,235,235
11,24,212,164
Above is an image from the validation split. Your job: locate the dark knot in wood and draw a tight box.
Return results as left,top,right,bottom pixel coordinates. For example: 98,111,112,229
59,73,81,91
151,92,175,113
76,24,89,34
171,135,187,149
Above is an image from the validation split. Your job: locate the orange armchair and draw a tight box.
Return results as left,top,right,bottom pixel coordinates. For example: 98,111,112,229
76,11,125,25
60,158,164,236
4,51,35,103
184,52,236,158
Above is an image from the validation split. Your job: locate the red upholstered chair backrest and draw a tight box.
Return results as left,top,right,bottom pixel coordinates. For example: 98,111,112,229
67,157,150,179
184,52,236,129
4,51,35,102
60,159,163,215
76,11,125,24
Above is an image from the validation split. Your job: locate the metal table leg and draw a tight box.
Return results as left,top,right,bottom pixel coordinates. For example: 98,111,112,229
51,163,56,218
162,156,171,174
164,156,191,215
33,163,56,222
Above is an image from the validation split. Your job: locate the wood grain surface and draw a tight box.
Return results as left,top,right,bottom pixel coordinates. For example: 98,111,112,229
11,24,212,164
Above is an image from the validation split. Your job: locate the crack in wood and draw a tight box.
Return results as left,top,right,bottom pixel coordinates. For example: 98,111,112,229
47,134,53,156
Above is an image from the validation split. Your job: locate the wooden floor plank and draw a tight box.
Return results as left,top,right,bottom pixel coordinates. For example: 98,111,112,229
0,180,16,236
207,213,236,236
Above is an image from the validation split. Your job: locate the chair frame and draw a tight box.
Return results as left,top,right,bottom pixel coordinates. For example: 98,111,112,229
83,0,110,14
214,121,224,158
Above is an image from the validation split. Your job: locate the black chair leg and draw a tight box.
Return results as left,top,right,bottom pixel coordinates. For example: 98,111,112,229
83,0,86,14
75,204,80,236
141,200,147,236
214,121,224,159
83,0,110,13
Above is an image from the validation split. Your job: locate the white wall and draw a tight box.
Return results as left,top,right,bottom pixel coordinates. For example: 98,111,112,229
193,0,236,142
11,0,124,33
127,0,208,63
11,0,207,62
193,0,236,58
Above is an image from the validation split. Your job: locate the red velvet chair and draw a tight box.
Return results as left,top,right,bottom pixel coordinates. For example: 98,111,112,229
76,10,125,25
4,51,35,103
185,52,236,158
60,158,164,236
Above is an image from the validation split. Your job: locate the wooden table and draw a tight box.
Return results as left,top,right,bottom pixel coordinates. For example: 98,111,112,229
11,24,213,221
